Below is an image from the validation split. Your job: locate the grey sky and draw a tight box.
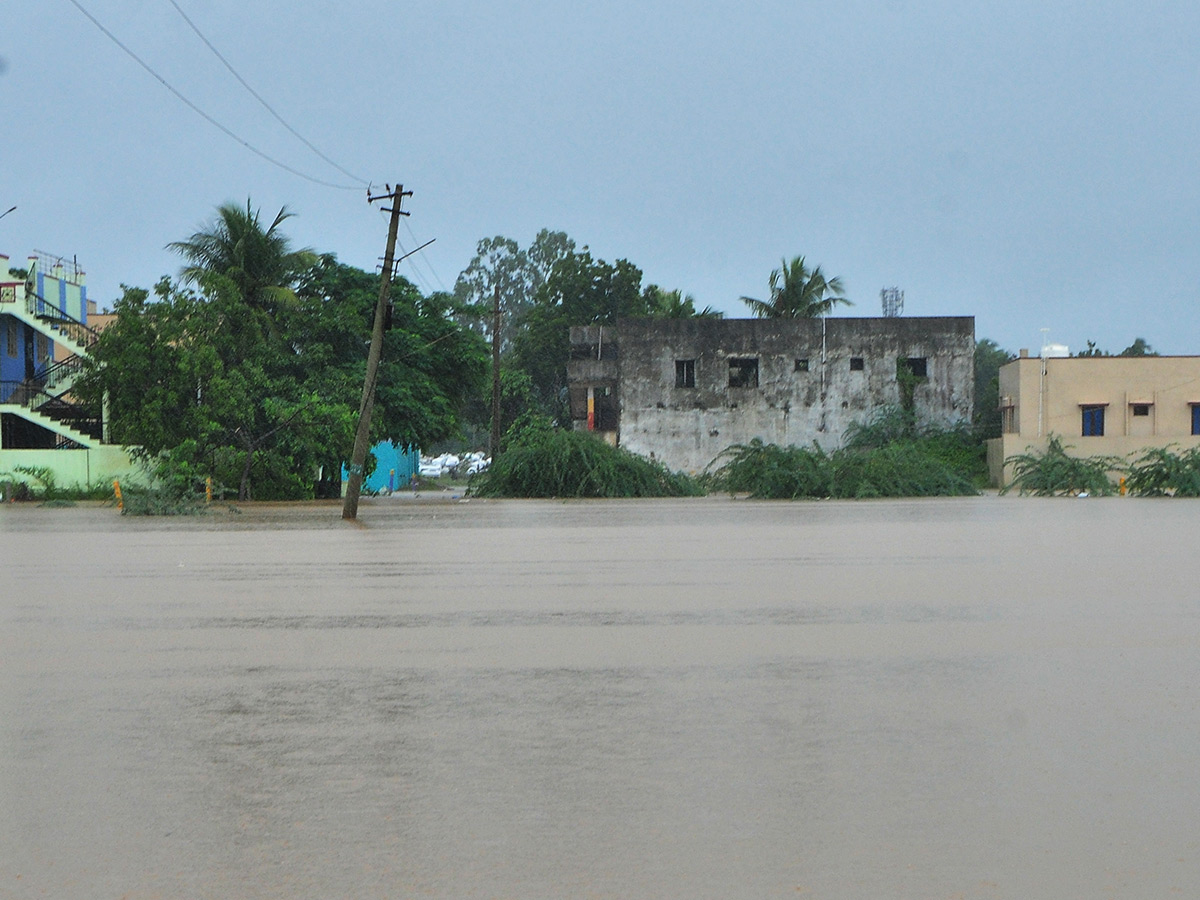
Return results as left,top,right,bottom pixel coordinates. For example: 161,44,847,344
3,0,1198,354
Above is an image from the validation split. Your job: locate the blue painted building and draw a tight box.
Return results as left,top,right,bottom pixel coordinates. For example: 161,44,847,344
1,251,135,485
340,440,420,493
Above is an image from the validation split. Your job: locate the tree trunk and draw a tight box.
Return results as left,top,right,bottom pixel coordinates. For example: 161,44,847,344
239,450,254,501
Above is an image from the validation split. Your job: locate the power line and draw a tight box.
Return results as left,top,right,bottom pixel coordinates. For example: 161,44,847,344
395,238,434,294
165,0,369,187
65,0,361,191
377,207,435,295
404,218,448,292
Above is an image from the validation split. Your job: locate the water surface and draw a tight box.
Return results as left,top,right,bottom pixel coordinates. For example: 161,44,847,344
3,497,1198,898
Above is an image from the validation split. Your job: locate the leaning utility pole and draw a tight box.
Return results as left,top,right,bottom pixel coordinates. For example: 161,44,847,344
343,183,410,520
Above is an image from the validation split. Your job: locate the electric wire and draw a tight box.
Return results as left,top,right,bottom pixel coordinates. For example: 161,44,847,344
396,238,434,294
377,207,434,296
404,218,448,292
65,0,361,191
164,0,369,187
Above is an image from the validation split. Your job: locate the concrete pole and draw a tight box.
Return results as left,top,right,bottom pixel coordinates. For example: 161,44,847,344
343,185,405,520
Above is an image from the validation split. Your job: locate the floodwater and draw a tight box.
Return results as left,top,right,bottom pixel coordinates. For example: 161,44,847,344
2,496,1199,899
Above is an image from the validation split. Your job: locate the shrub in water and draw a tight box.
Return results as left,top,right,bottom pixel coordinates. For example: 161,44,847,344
708,437,976,499
829,443,977,498
469,428,700,498
1001,436,1123,496
843,406,987,485
1126,446,1200,497
706,440,832,498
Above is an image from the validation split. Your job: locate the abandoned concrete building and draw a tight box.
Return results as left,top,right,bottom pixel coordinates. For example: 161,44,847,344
568,316,976,472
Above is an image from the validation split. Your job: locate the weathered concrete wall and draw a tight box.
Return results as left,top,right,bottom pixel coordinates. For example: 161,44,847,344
567,325,620,435
616,317,975,472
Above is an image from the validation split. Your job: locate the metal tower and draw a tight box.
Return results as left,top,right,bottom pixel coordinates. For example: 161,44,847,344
880,287,904,317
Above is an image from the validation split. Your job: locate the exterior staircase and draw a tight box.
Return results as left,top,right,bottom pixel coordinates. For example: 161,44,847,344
0,381,102,448
0,291,102,449
8,289,98,358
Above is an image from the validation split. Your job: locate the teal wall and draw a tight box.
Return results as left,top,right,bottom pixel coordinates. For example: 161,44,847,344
340,441,419,493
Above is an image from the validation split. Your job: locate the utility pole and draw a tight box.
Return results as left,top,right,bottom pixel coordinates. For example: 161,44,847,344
490,282,501,459
343,183,410,520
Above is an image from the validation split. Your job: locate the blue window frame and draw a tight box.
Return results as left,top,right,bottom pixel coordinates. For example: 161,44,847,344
1082,406,1105,436
1192,405,1200,436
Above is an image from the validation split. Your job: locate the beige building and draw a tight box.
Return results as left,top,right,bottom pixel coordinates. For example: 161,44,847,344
987,353,1200,486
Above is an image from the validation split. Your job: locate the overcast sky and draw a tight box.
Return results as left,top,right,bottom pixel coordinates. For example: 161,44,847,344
4,0,1198,354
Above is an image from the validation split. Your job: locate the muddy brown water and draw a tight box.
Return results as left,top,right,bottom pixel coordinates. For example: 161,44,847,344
2,496,1199,899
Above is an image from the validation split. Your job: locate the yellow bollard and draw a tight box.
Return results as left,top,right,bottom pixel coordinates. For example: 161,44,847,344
1119,476,1127,497
205,476,213,504
113,479,123,510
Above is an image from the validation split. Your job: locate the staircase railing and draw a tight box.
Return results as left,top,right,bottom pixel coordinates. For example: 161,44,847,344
0,380,102,443
25,291,99,350
41,354,88,392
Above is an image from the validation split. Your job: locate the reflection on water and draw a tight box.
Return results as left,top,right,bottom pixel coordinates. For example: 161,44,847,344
3,497,1200,898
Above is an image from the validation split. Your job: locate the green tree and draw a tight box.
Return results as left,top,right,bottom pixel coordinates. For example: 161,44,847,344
1075,337,1158,358
511,248,647,421
973,338,1013,438
1120,337,1157,357
453,230,576,352
79,215,487,501
167,199,316,323
644,287,724,319
78,275,352,500
740,255,850,318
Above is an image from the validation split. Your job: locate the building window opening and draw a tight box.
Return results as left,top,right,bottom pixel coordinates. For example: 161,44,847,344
1131,403,1151,417
675,359,695,388
1192,404,1200,436
1082,405,1106,436
901,357,928,378
1001,406,1016,434
6,321,17,357
728,357,759,388
795,358,809,372
849,356,864,371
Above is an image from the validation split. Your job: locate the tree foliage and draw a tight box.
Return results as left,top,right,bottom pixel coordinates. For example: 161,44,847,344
78,204,487,501
453,230,576,352
1126,446,1200,496
644,287,724,319
168,199,315,323
468,426,700,498
706,437,977,499
452,229,725,436
1076,337,1158,358
974,338,1013,438
740,255,850,318
510,247,648,422
1001,436,1123,496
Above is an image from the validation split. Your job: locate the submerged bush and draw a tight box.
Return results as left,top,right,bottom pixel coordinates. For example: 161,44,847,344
707,438,976,499
829,443,977,498
705,440,832,498
468,428,701,498
120,484,211,516
1001,436,1123,496
844,406,987,484
1126,446,1200,497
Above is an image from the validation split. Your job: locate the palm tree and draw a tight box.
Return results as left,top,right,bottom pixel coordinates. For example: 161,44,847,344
648,287,724,319
740,256,850,318
168,200,315,317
